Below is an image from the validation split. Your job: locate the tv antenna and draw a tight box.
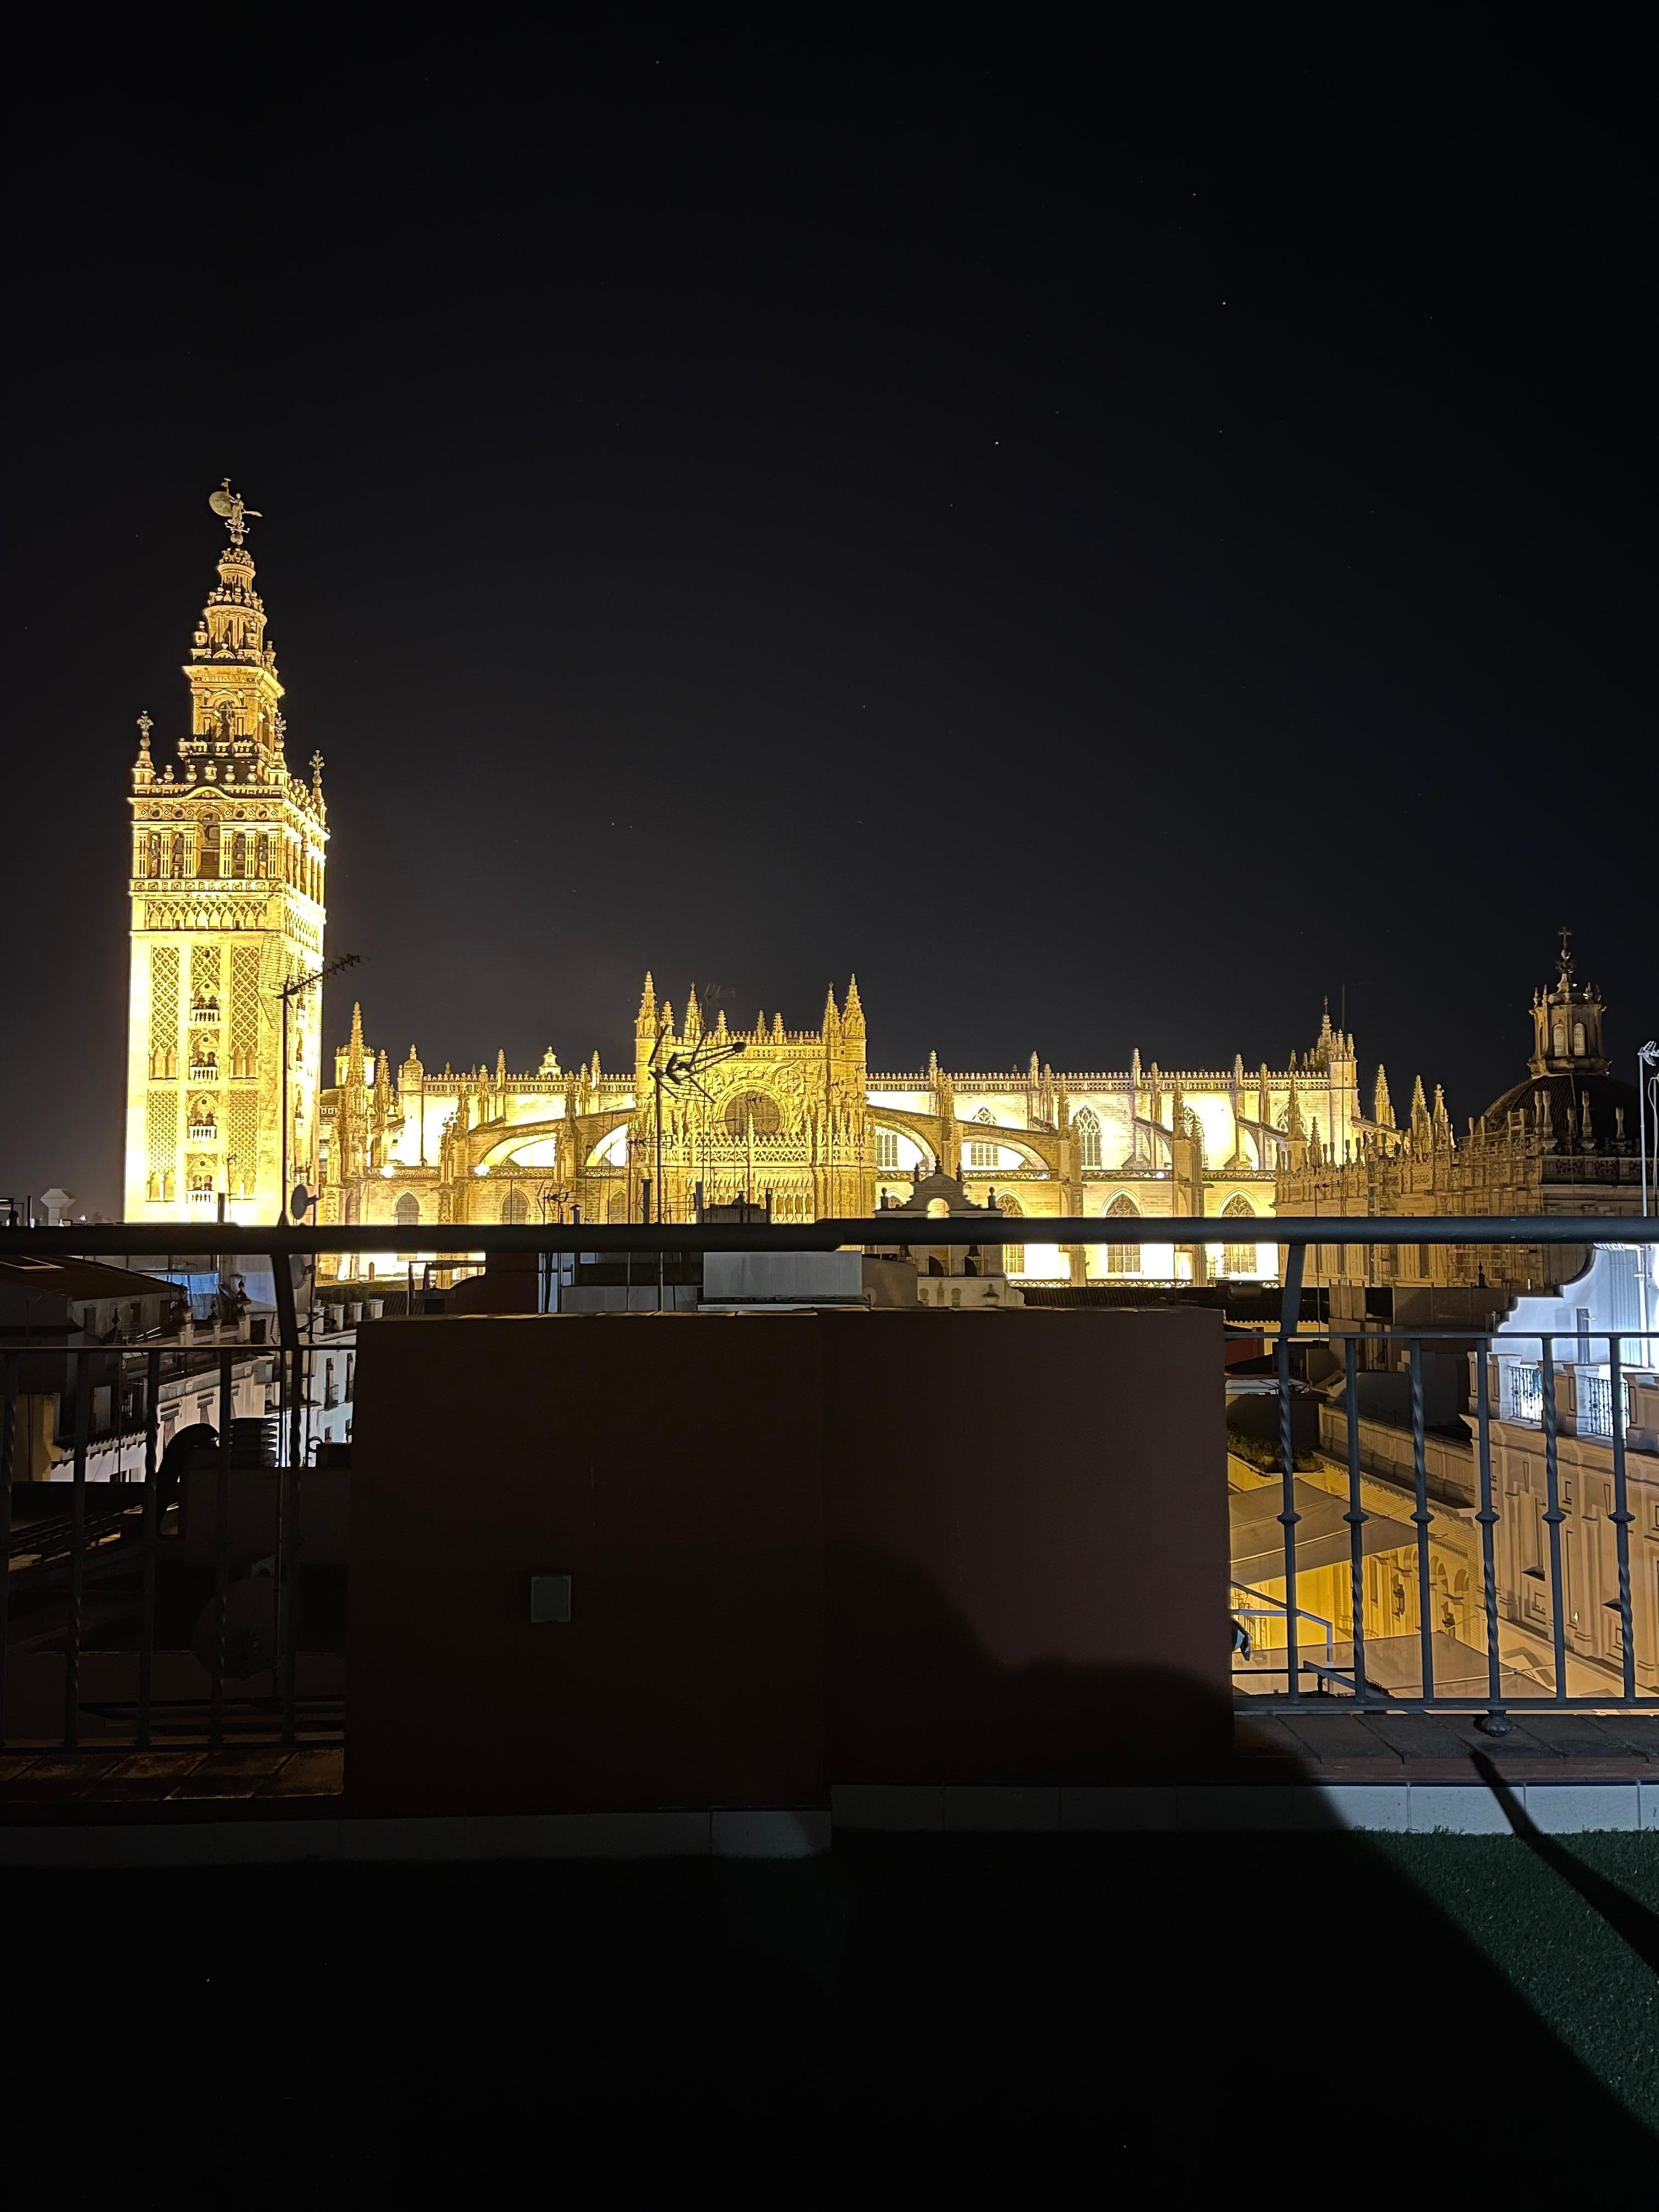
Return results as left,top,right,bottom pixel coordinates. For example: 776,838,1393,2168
645,1022,747,1307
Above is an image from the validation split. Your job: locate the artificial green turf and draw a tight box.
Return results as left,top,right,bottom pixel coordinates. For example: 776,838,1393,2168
1376,1834,1659,2131
9,1833,1657,2167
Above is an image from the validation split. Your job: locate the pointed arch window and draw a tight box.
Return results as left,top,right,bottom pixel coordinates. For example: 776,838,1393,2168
997,1195,1024,1277
1105,1194,1141,1276
1223,1194,1257,1276
875,1128,901,1172
1075,1106,1103,1169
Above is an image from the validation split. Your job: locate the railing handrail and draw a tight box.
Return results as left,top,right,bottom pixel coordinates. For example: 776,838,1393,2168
3,1213,1657,1258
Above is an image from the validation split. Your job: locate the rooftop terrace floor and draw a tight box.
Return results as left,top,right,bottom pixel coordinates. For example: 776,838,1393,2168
7,1828,1656,2170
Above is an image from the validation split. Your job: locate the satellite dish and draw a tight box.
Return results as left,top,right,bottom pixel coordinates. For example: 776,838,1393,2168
290,1183,313,1219
208,488,237,517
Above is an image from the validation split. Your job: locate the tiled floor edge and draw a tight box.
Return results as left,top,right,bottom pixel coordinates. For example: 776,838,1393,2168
0,1785,1653,1861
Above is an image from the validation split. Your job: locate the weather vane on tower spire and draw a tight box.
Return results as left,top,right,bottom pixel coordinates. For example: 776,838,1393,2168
207,478,261,546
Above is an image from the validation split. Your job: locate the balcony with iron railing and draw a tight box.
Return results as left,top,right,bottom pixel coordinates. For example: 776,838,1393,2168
1,1211,1656,1798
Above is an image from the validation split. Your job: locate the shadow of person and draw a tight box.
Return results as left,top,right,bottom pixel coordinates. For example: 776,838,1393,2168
819,1545,1659,2171
1474,1750,1659,1974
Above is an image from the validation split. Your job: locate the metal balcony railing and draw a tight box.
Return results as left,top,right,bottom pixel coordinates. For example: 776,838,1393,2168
2,1213,1656,1756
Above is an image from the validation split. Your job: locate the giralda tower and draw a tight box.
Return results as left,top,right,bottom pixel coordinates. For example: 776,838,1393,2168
122,487,329,1222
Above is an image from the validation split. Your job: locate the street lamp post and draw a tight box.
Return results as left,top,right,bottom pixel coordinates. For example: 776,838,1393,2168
276,952,361,1223
1639,1041,1659,1220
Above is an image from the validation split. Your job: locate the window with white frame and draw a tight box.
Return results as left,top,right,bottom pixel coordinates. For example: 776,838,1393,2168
1577,1372,1616,1438
1506,1364,1544,1425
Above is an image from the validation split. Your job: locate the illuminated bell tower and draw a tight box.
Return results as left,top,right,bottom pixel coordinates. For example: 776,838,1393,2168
1528,927,1610,1077
123,484,330,1222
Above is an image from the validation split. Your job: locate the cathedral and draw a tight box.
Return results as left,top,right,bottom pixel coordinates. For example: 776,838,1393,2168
125,495,1644,1286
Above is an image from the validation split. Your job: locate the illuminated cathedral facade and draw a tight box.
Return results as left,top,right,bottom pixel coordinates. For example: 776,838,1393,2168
128,496,1641,1286
315,982,1384,1285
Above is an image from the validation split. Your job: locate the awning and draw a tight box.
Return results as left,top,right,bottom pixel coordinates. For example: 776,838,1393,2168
1230,1479,1417,1587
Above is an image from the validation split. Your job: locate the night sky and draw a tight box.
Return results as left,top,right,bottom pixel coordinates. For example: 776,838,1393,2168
4,24,1651,1215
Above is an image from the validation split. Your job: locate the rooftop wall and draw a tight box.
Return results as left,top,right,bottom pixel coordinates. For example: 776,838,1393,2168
347,1307,1228,1812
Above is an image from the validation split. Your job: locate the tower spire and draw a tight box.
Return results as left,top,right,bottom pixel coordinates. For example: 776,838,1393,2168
125,488,329,1224
180,483,286,775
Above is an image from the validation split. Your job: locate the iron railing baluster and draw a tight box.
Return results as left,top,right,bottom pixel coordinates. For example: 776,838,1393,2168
1342,1336,1367,1706
285,1345,303,1743
1607,1333,1635,1703
1410,1338,1434,1703
210,1350,232,1753
65,1348,92,1748
1541,1336,1567,1701
1473,1341,1508,1736
280,1345,302,1746
137,1346,160,1750
1278,1330,1300,1700
0,1352,14,1750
